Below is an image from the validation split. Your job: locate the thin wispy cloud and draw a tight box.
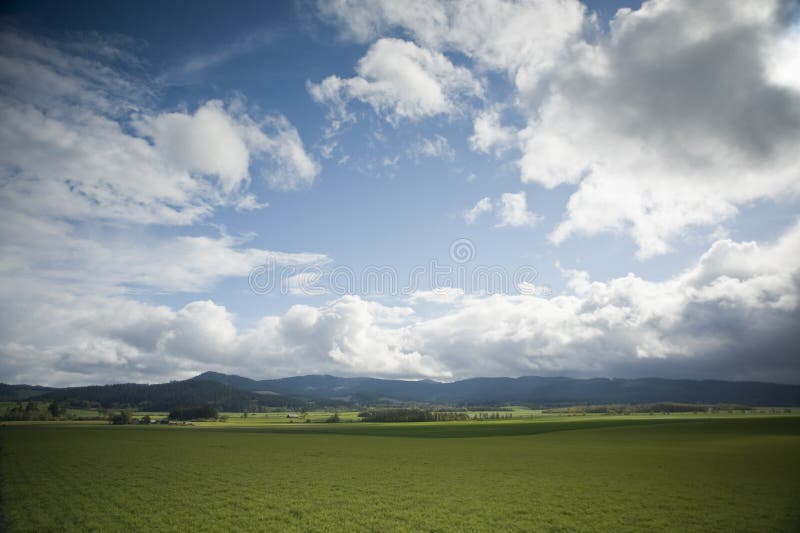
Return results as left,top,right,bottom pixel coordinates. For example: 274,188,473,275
161,27,280,81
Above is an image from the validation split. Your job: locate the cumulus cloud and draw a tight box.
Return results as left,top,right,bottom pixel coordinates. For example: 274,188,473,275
0,28,319,228
161,301,240,364
6,223,798,386
0,28,330,386
495,192,541,228
315,0,586,94
3,5,800,387
316,0,800,257
135,101,320,193
469,108,518,155
464,192,540,227
308,38,482,123
0,30,325,284
138,101,251,193
407,221,800,380
0,294,449,385
519,0,800,256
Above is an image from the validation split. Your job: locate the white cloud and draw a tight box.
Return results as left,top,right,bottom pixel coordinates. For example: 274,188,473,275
766,23,800,92
136,101,320,193
469,108,517,155
315,0,586,94
4,223,799,385
317,0,800,258
517,0,800,257
161,301,240,364
95,235,328,294
407,287,464,304
0,28,331,386
495,192,541,228
0,207,329,296
0,29,326,289
0,294,449,385
410,134,455,160
405,221,800,379
0,99,206,226
138,100,250,193
3,6,800,387
464,192,541,227
258,296,444,377
239,113,321,190
463,197,493,224
308,38,482,123
0,29,319,229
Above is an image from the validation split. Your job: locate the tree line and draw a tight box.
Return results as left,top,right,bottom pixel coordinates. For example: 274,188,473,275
540,402,757,415
168,405,218,421
358,408,470,422
2,400,66,421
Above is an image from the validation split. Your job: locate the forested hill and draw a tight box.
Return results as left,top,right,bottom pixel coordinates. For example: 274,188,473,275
192,372,800,407
35,380,306,411
0,383,55,401
4,373,799,410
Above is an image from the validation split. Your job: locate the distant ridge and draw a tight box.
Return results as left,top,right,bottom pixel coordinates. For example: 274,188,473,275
0,383,55,401
3,372,798,409
190,372,800,407
0,380,307,411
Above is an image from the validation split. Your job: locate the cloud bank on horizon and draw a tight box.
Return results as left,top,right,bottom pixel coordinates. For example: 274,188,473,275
0,0,799,386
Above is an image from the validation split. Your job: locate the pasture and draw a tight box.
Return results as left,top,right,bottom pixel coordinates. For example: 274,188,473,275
1,415,799,531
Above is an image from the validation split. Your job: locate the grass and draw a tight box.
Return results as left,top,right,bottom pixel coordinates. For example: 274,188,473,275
1,416,799,532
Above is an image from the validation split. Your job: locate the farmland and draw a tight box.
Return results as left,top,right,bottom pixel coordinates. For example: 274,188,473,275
2,414,799,531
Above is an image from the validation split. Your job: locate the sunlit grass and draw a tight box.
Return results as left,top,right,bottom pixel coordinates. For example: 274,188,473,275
2,416,798,531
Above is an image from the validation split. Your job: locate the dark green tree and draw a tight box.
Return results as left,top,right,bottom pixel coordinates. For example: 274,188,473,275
109,410,133,425
47,401,64,418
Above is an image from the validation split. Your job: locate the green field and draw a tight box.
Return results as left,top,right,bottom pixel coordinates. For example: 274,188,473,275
2,416,799,531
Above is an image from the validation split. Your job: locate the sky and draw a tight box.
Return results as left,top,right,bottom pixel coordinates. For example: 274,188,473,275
0,0,799,386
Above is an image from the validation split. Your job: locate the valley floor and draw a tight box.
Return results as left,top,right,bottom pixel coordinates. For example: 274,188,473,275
1,415,799,531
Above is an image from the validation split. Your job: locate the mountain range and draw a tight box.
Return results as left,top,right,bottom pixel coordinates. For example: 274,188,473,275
189,371,800,407
5,372,797,410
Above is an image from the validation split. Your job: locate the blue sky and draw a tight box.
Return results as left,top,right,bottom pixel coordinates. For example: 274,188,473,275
1,0,799,385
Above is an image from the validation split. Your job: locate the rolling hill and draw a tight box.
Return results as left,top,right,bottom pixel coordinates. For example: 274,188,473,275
37,380,306,411
4,372,798,411
0,383,55,401
191,371,800,407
